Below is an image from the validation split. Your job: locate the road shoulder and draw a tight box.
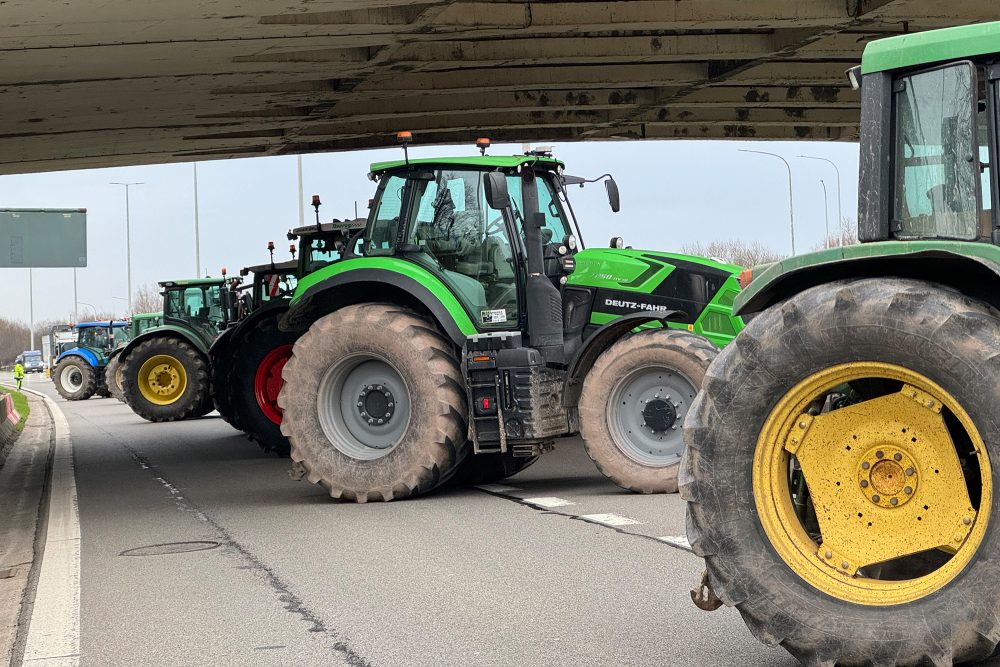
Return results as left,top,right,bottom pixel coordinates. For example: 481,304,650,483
0,390,52,665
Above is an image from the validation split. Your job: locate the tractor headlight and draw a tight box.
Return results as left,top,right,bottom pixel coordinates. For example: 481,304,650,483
564,234,577,251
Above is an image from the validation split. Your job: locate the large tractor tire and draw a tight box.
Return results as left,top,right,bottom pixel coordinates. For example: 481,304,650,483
579,329,716,494
121,337,210,422
105,355,126,402
682,278,1000,665
53,358,97,401
209,346,240,429
224,314,300,456
278,303,469,502
450,451,539,487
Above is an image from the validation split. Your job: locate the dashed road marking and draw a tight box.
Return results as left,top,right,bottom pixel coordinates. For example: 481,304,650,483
656,535,693,552
580,513,641,527
521,496,575,509
474,484,522,494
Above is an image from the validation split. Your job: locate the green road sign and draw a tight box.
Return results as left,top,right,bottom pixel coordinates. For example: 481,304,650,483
0,208,87,268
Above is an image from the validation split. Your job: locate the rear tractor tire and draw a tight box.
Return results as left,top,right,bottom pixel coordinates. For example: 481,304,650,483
105,355,126,402
121,337,210,422
53,358,97,401
225,314,300,456
683,278,1000,665
278,303,469,502
579,328,716,494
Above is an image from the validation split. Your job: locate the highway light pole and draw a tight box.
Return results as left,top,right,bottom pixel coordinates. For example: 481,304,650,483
77,301,98,320
193,163,202,278
739,149,796,255
820,179,830,248
798,154,843,246
111,182,143,314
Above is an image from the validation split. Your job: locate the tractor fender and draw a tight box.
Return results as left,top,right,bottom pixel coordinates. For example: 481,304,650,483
118,325,210,364
55,348,99,368
283,267,477,348
562,310,686,408
736,246,1000,316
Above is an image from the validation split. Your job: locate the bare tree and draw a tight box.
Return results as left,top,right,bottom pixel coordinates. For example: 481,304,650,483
0,317,31,365
812,216,860,251
681,239,785,268
132,283,162,315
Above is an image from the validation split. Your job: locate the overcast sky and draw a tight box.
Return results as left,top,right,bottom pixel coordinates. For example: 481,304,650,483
0,139,858,327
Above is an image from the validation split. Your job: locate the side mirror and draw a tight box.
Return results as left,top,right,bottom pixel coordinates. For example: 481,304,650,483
610,236,624,249
605,177,621,213
483,172,510,210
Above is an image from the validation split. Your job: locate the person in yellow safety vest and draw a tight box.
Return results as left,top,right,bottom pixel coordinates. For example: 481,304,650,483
13,362,25,392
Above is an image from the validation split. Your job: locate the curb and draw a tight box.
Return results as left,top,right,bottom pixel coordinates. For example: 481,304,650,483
0,393,22,468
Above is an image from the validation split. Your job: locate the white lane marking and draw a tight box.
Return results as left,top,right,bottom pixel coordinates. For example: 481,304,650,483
521,496,575,508
23,392,80,666
656,535,692,552
580,513,641,527
475,484,522,494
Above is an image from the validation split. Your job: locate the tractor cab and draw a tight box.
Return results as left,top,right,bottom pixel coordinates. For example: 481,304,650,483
288,216,367,276
238,259,299,312
158,278,232,345
852,23,997,245
71,320,129,359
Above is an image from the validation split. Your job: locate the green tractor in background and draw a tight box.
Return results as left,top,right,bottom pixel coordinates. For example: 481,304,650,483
118,277,234,421
105,311,162,402
683,22,1000,665
210,214,366,455
277,140,745,501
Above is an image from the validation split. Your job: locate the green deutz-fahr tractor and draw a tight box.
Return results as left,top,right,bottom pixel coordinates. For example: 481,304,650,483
119,277,234,421
210,216,364,455
683,22,1000,666
277,141,744,501
105,311,162,402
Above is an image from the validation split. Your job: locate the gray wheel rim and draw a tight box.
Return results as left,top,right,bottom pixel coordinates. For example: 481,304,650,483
63,365,84,392
606,364,696,465
316,354,411,461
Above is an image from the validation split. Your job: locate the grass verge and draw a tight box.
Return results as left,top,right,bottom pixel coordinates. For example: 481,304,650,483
0,386,30,431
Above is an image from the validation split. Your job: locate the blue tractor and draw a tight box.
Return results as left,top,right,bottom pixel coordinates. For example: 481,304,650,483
52,321,129,401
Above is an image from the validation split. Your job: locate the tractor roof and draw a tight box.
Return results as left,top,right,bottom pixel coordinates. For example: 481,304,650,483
77,320,128,328
369,154,564,174
158,277,225,288
132,311,162,320
244,259,297,274
290,219,366,238
862,21,1000,74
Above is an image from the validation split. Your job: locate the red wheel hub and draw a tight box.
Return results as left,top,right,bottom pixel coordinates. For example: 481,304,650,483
254,344,293,425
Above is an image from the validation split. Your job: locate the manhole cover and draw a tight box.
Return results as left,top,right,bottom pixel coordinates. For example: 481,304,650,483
120,541,221,557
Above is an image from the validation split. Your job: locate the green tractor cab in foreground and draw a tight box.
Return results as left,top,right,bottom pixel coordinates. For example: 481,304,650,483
209,217,365,455
684,21,1000,666
278,146,744,501
118,277,234,422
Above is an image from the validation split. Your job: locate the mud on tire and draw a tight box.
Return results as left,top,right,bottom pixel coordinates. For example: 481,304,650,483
105,354,126,402
278,303,469,502
121,337,210,422
682,278,1000,665
579,329,716,494
53,358,97,401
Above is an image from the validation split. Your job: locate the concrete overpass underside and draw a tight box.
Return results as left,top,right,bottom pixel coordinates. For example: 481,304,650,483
2,1,994,174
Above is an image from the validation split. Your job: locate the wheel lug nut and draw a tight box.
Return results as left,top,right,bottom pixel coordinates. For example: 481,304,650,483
906,467,914,476
963,516,972,525
872,495,881,503
904,486,912,495
376,385,383,391
894,453,902,462
875,450,884,459
862,462,870,470
824,550,833,559
357,401,363,407
890,497,898,506
798,421,808,429
377,419,384,424
860,480,869,488
841,561,849,570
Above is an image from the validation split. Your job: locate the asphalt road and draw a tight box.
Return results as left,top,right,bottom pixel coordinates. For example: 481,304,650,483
12,371,795,666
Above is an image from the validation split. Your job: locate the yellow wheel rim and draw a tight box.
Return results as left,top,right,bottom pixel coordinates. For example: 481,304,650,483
753,362,991,606
137,354,188,406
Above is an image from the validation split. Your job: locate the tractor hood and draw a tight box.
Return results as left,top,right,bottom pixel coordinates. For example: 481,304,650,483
568,248,741,293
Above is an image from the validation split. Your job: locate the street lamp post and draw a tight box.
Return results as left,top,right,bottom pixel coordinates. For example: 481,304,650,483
820,179,830,248
77,301,98,321
738,149,796,255
110,182,143,313
798,154,843,246
193,163,202,278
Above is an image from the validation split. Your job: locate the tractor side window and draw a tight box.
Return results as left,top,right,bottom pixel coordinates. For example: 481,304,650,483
366,176,406,255
407,169,518,328
892,62,979,240
978,74,993,229
113,327,129,345
507,174,570,245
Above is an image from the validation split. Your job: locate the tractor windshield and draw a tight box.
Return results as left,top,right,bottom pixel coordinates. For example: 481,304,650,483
892,61,981,240
78,327,110,350
164,285,226,333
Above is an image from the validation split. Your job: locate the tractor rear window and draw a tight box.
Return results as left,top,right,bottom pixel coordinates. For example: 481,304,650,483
892,61,980,240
